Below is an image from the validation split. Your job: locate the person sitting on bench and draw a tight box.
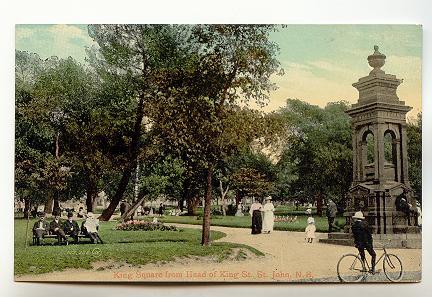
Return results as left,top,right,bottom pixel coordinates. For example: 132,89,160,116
63,212,80,243
50,211,69,245
32,212,50,246
82,212,100,244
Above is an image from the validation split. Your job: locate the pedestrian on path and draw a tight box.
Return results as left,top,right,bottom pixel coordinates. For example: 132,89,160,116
249,200,263,234
262,196,275,234
305,216,316,243
326,199,338,233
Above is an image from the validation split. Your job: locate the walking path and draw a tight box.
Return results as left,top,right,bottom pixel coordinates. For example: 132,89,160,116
16,224,421,282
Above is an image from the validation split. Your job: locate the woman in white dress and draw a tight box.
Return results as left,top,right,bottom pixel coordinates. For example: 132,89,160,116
262,196,275,233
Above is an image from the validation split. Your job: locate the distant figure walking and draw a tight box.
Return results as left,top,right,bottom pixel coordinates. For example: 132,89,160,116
415,201,422,229
326,199,338,233
262,196,275,234
235,201,244,217
120,200,130,217
305,217,316,243
159,203,165,216
249,200,263,234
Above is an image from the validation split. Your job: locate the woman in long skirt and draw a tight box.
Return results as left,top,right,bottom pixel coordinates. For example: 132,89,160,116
249,201,263,234
262,196,275,233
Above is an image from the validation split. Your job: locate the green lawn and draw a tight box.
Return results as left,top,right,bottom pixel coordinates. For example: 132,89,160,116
14,218,263,276
155,213,345,233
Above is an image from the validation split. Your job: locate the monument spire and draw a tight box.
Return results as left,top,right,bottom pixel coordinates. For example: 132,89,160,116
344,45,419,238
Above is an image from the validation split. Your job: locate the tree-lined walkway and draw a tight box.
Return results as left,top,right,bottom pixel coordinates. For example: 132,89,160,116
16,224,421,282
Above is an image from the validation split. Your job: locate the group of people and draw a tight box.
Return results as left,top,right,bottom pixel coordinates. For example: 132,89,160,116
32,210,101,246
120,200,168,219
249,196,275,234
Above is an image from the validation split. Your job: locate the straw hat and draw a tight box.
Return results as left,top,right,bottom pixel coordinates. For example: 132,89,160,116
306,208,312,215
307,217,315,224
352,211,365,220
265,196,272,201
87,212,94,218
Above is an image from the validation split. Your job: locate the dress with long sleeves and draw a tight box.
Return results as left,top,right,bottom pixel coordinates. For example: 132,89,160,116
249,202,263,234
262,202,275,233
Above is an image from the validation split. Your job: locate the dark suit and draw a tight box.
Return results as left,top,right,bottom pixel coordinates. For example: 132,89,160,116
326,201,338,233
32,220,50,245
50,219,68,242
352,220,376,271
63,219,80,243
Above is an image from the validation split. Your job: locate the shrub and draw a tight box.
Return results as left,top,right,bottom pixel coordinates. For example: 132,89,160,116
116,220,178,231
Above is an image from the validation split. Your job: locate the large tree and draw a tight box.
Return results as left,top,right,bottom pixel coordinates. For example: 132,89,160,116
407,113,422,202
15,51,60,216
152,25,282,245
275,99,352,215
87,25,190,220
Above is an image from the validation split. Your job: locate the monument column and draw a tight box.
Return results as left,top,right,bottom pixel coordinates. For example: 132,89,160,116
344,45,417,235
400,125,410,185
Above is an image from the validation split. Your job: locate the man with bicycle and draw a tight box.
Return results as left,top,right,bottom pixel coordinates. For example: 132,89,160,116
351,211,376,274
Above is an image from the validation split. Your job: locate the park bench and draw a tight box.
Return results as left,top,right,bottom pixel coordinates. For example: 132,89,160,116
32,232,103,245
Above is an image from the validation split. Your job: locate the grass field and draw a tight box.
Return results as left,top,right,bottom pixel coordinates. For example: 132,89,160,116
156,215,344,232
14,219,262,276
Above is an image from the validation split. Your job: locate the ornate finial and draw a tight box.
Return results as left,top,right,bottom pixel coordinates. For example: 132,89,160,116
368,45,386,75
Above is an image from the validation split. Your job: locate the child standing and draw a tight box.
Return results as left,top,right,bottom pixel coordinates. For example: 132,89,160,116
305,217,316,243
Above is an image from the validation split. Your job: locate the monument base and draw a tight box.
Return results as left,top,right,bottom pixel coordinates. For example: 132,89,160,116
319,232,421,249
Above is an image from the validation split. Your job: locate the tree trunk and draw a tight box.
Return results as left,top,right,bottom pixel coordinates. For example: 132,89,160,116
23,197,30,219
201,165,213,246
99,168,133,221
122,190,146,221
219,179,229,216
44,194,53,214
187,196,200,216
85,176,98,213
99,94,145,221
53,191,60,214
316,192,323,216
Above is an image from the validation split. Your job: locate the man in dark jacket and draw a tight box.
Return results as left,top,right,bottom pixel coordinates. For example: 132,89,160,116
50,211,68,245
326,199,338,233
32,212,50,245
351,211,376,273
63,212,80,243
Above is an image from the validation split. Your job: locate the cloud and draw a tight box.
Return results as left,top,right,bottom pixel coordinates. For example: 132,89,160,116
15,27,34,41
48,24,92,43
256,55,421,120
307,60,351,74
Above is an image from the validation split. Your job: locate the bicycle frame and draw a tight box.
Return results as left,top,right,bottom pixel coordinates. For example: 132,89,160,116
360,246,398,271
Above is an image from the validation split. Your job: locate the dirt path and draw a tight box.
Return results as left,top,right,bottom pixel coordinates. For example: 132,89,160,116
16,224,421,282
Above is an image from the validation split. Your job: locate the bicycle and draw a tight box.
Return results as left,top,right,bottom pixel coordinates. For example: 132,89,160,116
337,243,403,282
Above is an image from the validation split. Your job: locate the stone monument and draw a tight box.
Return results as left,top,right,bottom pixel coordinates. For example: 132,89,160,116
320,46,421,248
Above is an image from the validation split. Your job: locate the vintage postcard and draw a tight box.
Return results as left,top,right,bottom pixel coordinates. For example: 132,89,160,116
14,24,422,282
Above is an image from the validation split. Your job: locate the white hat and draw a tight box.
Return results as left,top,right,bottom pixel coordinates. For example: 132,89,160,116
306,208,312,215
265,196,272,200
352,211,365,220
87,212,94,218
307,217,315,224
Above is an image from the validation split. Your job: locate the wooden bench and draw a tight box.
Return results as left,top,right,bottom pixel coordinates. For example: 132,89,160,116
32,233,103,245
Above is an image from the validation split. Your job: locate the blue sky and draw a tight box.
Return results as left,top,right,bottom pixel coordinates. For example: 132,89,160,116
16,24,422,118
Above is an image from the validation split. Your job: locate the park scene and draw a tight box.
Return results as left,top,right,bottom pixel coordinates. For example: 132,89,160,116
14,24,422,282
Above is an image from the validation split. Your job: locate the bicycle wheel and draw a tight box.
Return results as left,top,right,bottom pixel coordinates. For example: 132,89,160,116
337,254,366,282
383,253,403,282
